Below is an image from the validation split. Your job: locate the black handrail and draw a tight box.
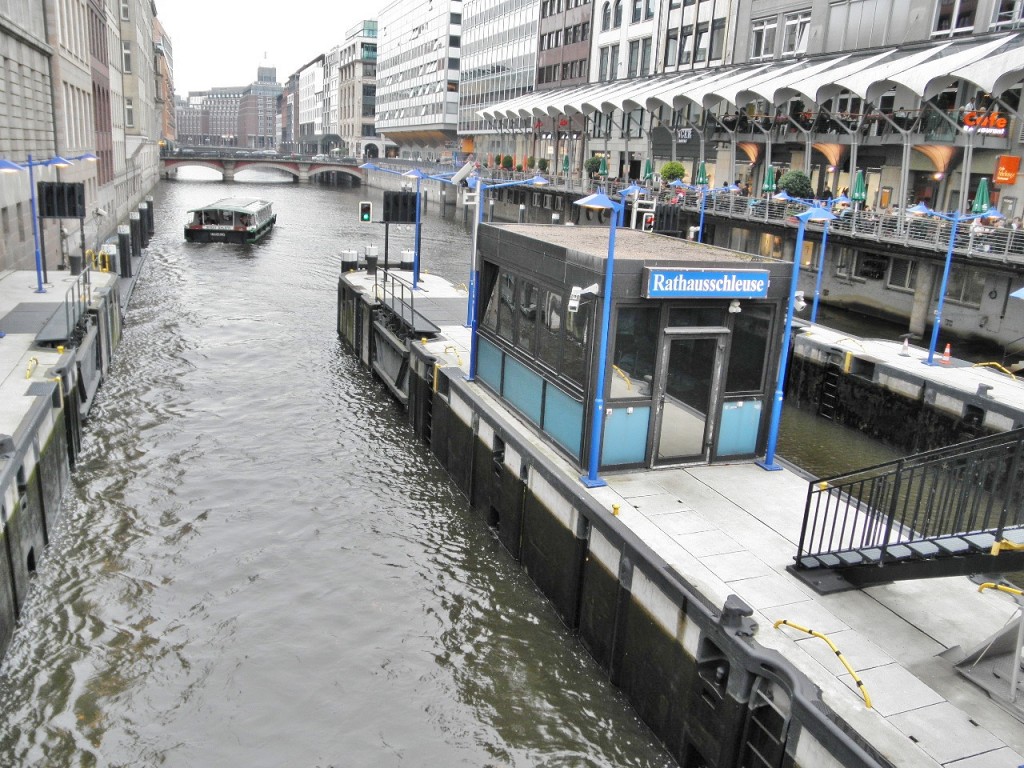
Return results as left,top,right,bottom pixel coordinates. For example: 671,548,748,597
796,429,1024,566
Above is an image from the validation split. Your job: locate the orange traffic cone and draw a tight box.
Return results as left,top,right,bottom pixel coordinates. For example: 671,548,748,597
941,343,951,365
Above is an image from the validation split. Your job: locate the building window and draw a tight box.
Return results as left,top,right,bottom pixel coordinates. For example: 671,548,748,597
993,0,1024,28
944,264,985,307
610,43,620,79
599,46,610,81
627,40,640,77
640,37,652,75
887,257,918,291
751,17,777,60
120,0,129,20
694,22,709,62
602,1,611,29
631,0,642,23
709,18,726,60
665,29,679,67
680,26,693,64
782,12,810,55
122,41,132,73
645,0,655,18
613,0,623,27
125,97,134,127
934,0,979,35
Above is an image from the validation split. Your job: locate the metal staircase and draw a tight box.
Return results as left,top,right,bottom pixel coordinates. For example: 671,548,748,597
792,429,1024,592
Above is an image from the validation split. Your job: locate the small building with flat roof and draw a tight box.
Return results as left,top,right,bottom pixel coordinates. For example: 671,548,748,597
474,223,794,472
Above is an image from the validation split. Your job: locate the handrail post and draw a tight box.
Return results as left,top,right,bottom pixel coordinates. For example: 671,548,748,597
877,458,905,564
995,431,1024,537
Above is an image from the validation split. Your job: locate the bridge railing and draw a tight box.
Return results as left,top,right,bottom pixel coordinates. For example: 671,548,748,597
796,429,1024,566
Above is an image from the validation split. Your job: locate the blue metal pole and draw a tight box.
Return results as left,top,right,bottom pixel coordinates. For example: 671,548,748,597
758,216,809,471
810,220,830,323
467,176,486,380
413,174,422,288
581,201,620,488
926,213,960,365
28,155,45,294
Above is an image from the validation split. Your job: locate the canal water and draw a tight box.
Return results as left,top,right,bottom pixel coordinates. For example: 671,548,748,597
0,168,898,766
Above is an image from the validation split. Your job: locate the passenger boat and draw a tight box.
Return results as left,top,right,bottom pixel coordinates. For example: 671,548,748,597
184,198,276,244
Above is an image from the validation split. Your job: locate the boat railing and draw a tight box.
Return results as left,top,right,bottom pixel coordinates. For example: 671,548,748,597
796,428,1024,569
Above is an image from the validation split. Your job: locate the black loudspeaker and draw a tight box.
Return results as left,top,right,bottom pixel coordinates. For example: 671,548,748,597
382,190,417,223
37,182,86,219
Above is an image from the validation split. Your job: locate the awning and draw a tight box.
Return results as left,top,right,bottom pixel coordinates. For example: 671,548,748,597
477,31,1024,122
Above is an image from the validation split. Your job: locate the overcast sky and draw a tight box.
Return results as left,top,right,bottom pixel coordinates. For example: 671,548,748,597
157,0,391,95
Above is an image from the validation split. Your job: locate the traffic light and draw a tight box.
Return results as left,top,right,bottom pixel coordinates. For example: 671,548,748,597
359,201,372,222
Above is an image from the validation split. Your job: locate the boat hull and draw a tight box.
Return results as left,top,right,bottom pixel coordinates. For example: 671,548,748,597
184,215,276,244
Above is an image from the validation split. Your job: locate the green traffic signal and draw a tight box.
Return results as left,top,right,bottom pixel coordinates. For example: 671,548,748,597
359,201,372,222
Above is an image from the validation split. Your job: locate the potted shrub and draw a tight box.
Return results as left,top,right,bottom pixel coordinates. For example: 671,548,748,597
660,161,686,183
777,169,814,200
501,155,514,171
537,158,549,173
584,157,603,177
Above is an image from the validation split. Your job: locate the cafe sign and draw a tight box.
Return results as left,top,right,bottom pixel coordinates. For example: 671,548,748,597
643,268,770,299
962,110,1009,137
995,155,1020,185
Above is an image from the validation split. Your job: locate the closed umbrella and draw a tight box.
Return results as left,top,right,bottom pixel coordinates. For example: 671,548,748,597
971,177,990,214
695,161,709,186
563,154,570,173
762,167,776,194
599,156,608,176
851,169,867,203
643,158,653,181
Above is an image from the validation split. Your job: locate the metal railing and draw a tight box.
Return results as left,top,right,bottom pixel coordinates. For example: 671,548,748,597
374,268,417,330
62,267,92,343
797,429,1024,566
643,188,1024,264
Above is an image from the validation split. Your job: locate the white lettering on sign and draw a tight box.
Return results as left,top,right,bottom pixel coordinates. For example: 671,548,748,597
649,273,767,294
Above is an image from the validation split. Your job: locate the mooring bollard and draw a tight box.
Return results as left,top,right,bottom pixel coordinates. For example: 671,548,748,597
488,199,495,222
518,204,526,223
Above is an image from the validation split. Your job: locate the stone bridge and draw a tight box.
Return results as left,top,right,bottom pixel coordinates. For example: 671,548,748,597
160,155,363,184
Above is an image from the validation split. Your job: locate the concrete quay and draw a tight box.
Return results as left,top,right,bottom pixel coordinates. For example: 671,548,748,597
341,264,1024,768
0,249,147,656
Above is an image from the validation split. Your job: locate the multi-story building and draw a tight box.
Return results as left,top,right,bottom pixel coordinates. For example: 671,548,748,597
459,0,540,167
237,66,282,149
0,0,160,273
297,54,327,154
338,20,388,159
174,68,282,150
119,0,160,206
376,0,463,160
153,17,175,148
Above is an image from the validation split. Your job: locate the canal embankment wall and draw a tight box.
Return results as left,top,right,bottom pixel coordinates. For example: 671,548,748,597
0,202,156,658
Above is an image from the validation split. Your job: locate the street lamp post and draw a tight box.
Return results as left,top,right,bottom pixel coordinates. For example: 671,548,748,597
695,161,710,243
908,200,1003,365
573,191,623,488
465,173,548,380
0,153,95,293
758,206,836,471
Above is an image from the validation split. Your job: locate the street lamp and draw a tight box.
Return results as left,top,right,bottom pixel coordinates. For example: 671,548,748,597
0,153,92,293
908,201,1004,365
572,190,623,488
465,172,549,379
695,161,710,243
758,206,837,471
616,183,647,227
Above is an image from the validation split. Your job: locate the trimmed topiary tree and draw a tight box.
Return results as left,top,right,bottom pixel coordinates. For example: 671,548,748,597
527,156,536,169
660,161,686,183
537,157,549,173
777,169,814,200
501,155,514,171
584,157,603,176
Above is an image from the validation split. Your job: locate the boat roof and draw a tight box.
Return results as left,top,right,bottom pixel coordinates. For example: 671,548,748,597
186,197,272,214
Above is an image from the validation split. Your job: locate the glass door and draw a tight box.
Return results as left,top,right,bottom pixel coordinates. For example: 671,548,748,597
653,334,724,465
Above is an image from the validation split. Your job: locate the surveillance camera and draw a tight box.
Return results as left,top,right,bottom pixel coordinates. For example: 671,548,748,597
793,291,808,313
95,207,108,217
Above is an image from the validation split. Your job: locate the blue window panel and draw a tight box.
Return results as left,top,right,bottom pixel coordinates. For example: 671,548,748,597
718,399,762,456
504,356,544,424
602,406,650,466
478,337,503,390
544,385,584,458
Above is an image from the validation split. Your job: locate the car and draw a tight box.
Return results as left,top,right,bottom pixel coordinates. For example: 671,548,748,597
255,149,278,156
236,150,252,157
311,154,329,162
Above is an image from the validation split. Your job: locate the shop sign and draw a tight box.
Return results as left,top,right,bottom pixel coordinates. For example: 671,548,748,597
643,268,770,298
994,155,1020,185
962,111,1009,136
676,128,693,141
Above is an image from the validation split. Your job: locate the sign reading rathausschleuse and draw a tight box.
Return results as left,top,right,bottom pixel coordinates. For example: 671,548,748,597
643,268,771,298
